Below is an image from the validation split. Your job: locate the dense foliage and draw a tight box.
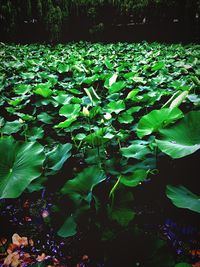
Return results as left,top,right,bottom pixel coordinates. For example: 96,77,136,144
0,41,200,266
0,0,199,42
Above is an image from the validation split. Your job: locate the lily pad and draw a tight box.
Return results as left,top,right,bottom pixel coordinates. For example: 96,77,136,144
59,104,81,117
156,111,200,158
61,166,106,204
137,108,183,138
120,169,148,187
121,144,151,160
166,185,200,213
108,81,126,94
106,100,126,114
46,143,72,173
0,137,45,198
34,84,53,98
1,120,23,135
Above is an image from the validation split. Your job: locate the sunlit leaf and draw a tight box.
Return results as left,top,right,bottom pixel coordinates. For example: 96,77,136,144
137,108,183,138
121,144,151,160
120,170,148,187
156,111,200,158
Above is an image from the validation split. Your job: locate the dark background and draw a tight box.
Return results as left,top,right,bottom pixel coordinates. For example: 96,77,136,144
0,0,199,44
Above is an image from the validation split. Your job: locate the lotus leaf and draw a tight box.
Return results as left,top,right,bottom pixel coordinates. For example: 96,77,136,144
0,137,45,198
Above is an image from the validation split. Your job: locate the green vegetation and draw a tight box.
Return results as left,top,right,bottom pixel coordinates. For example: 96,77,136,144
0,41,199,265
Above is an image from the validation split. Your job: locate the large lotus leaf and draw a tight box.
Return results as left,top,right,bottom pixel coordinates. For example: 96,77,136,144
151,62,165,71
14,84,31,95
34,84,53,98
0,138,45,198
156,111,200,158
1,120,23,135
166,185,200,213
108,81,126,94
26,127,44,141
120,169,148,187
106,100,126,114
118,112,134,124
55,117,77,128
120,144,151,160
46,143,72,173
59,104,81,117
21,72,36,80
137,108,183,138
37,112,53,124
52,94,72,105
61,166,106,204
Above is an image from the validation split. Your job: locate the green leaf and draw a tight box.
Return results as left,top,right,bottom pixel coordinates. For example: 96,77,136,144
59,104,81,117
126,89,139,100
137,108,183,138
57,64,70,73
84,87,100,105
75,133,86,141
8,98,23,107
132,76,146,84
118,112,134,124
34,84,53,98
120,170,148,187
156,111,200,158
52,94,72,105
0,137,45,199
19,114,34,121
109,207,135,226
121,144,151,160
14,84,31,95
21,72,35,80
61,166,106,204
26,127,44,141
1,120,23,135
57,215,77,237
104,59,113,69
166,185,200,213
108,81,126,94
83,75,98,85
84,128,108,146
152,62,165,71
37,112,53,124
27,176,47,193
124,72,135,79
55,117,77,128
169,91,189,109
46,143,72,172
106,100,126,114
